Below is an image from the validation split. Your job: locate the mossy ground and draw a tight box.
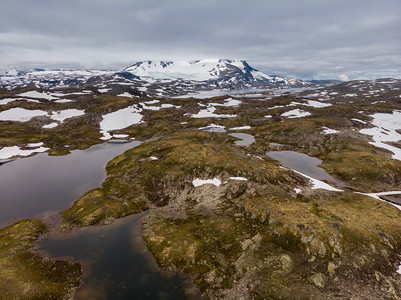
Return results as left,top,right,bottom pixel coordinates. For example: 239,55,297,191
0,90,145,154
2,82,401,298
62,130,304,227
0,219,81,299
62,128,401,298
144,189,401,299
143,175,401,298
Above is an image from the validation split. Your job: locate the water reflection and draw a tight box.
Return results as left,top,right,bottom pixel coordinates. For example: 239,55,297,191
381,195,401,205
0,141,141,226
266,150,348,187
37,214,198,300
229,133,255,146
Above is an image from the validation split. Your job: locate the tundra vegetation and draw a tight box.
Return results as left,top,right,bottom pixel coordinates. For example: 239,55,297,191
1,79,401,298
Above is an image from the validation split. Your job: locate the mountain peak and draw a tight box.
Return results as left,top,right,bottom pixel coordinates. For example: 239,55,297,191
0,60,310,91
120,59,264,82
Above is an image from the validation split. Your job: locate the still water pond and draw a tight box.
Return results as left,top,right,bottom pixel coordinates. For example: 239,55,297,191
266,150,348,187
0,141,140,226
229,133,255,146
38,214,196,300
0,141,197,299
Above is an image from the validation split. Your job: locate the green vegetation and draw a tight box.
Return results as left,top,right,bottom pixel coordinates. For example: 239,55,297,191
62,130,304,227
61,127,401,298
250,106,401,192
320,151,401,192
3,83,401,298
0,219,81,299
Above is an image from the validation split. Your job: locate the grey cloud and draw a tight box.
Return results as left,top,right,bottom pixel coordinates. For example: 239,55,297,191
0,0,400,79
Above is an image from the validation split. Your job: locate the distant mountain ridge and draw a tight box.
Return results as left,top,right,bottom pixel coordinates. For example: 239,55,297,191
0,59,312,96
120,59,293,85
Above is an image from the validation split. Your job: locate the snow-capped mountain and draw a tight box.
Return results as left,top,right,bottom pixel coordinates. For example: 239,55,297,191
0,68,27,77
121,59,290,85
0,69,113,90
0,60,311,96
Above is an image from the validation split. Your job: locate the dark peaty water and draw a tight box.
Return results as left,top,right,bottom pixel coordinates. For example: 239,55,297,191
0,141,198,299
37,214,195,300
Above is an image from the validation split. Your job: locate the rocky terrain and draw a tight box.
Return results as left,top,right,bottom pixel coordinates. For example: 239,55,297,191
0,69,401,298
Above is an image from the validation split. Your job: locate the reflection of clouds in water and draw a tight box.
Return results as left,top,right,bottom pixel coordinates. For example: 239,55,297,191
0,142,140,226
38,214,191,299
266,150,348,188
229,133,255,146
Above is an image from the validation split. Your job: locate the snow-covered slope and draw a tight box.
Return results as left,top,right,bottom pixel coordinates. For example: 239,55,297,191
0,69,113,90
120,59,290,85
0,60,311,95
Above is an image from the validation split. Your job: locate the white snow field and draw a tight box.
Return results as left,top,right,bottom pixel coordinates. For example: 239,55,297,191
0,108,48,122
99,105,143,140
192,178,222,187
49,109,85,122
0,145,49,159
360,111,401,161
281,109,311,118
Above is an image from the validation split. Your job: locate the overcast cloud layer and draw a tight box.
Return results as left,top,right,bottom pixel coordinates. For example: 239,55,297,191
0,0,400,80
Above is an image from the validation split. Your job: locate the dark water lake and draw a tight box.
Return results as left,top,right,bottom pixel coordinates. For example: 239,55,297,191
0,141,140,226
266,150,348,187
38,214,196,300
0,141,197,299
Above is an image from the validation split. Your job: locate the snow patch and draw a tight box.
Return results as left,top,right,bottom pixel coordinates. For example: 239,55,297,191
360,111,401,161
199,124,226,132
281,109,311,118
54,99,74,103
18,91,57,100
43,122,58,129
293,170,343,192
0,146,49,159
49,109,85,122
352,118,367,124
229,126,251,130
192,178,221,187
0,108,47,122
322,127,339,135
211,98,242,107
27,142,43,148
118,92,134,98
0,98,40,105
303,100,332,108
267,105,284,110
356,191,401,211
229,177,248,181
99,105,143,140
192,105,236,119
112,134,129,139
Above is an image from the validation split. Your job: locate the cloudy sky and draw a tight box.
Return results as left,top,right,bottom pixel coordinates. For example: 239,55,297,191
0,0,400,80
